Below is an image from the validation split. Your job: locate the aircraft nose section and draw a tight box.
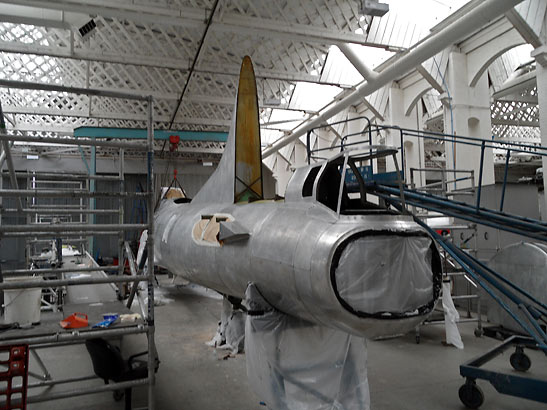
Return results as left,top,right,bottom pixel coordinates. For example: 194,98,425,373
331,233,441,318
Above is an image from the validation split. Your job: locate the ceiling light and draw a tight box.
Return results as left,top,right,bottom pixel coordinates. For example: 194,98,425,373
264,98,282,106
360,0,389,17
78,19,97,38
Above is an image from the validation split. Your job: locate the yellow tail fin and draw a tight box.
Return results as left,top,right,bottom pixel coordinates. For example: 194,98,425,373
191,56,263,205
235,56,263,202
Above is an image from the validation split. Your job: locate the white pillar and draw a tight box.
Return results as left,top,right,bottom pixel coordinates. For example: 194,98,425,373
272,153,292,197
347,110,366,141
532,45,547,213
388,86,425,187
443,51,495,191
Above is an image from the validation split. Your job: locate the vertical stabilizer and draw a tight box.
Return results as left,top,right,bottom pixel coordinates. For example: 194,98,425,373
235,57,263,202
192,56,263,204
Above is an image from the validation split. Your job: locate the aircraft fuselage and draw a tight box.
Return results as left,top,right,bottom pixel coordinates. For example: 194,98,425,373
154,199,441,338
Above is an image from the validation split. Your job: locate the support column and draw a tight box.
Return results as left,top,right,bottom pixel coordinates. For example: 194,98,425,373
532,44,547,215
88,142,96,256
271,152,292,197
443,51,495,190
388,86,425,187
346,109,373,147
118,148,125,279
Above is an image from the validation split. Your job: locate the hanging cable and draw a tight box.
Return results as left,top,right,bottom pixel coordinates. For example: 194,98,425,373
167,0,221,130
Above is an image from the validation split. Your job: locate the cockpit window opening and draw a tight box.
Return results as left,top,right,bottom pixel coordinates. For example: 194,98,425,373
315,153,396,216
316,157,348,212
302,166,321,197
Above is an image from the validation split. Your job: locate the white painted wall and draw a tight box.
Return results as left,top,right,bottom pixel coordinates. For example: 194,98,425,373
532,13,547,214
388,86,426,187
443,51,495,190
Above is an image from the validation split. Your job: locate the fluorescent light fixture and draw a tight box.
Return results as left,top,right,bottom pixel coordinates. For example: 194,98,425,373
79,19,96,38
264,98,282,106
360,0,389,17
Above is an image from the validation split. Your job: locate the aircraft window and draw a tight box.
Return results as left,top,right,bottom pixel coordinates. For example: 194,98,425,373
316,161,349,212
343,157,397,215
312,155,397,215
302,166,321,197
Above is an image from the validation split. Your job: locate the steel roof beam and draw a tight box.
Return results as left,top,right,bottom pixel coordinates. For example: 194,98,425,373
337,43,378,81
492,119,539,127
336,43,385,119
3,106,232,127
262,0,525,158
492,70,537,100
0,0,400,49
496,95,538,104
0,41,327,84
0,78,149,100
505,7,544,48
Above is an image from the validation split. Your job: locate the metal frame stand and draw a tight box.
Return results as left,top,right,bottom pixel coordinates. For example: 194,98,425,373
0,87,156,409
414,224,483,343
459,336,547,408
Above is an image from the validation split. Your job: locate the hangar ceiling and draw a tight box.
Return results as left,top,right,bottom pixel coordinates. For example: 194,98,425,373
0,0,542,163
0,1,463,134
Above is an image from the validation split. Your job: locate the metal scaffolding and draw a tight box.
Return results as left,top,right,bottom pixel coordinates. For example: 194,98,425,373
0,87,156,408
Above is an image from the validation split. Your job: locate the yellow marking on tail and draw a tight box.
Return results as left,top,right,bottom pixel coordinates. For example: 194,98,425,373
235,56,263,203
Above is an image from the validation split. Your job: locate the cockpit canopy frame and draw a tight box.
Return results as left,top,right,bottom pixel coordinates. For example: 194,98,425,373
286,145,407,216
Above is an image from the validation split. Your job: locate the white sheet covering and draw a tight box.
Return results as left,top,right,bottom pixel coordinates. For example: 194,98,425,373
245,284,370,410
206,297,245,354
335,235,434,314
442,281,464,349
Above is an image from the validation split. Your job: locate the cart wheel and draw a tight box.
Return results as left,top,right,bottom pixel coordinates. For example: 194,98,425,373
459,380,484,409
113,390,124,401
474,328,483,337
510,350,531,372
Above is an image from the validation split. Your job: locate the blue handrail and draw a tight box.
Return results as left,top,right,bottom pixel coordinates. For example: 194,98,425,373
306,118,545,214
414,218,547,351
306,116,373,164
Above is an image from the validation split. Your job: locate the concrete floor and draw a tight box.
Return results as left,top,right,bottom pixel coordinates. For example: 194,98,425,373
30,275,546,410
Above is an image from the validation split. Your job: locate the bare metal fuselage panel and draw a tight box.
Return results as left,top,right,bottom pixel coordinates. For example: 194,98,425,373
154,197,440,338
